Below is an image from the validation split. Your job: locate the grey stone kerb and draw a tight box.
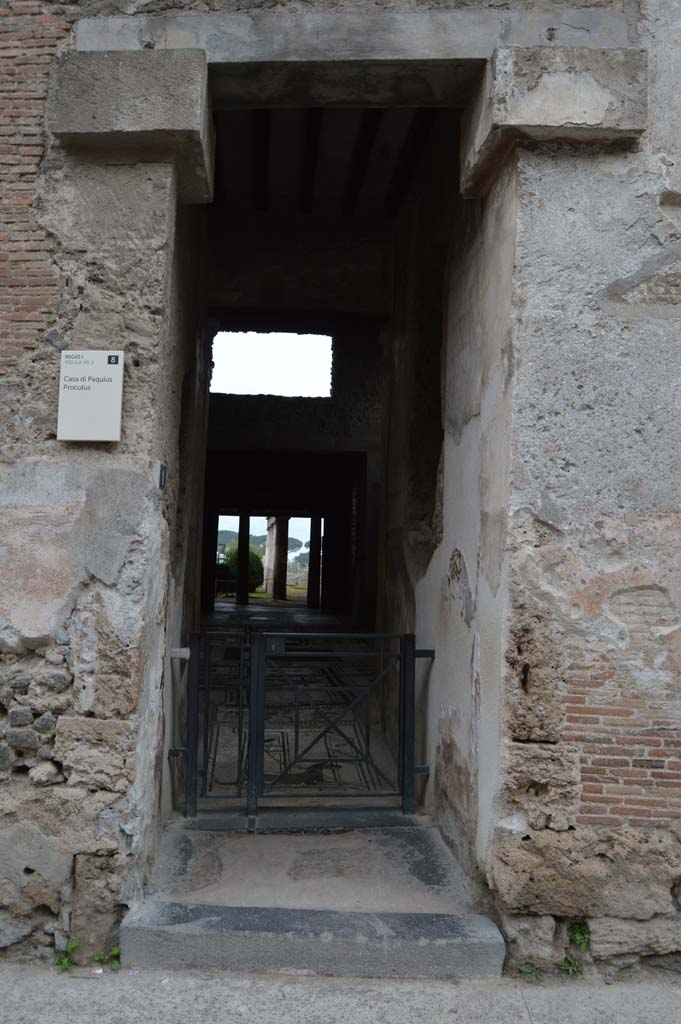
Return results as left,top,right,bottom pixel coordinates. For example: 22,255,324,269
461,47,648,197
49,49,214,204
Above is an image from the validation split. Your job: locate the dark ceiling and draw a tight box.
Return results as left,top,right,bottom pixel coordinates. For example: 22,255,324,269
213,108,448,219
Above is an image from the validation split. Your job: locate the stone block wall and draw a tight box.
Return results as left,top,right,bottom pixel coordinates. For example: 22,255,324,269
473,17,681,970
487,136,681,970
381,11,681,975
0,17,209,960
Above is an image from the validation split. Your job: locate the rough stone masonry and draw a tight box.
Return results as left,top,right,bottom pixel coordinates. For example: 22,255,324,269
0,0,680,977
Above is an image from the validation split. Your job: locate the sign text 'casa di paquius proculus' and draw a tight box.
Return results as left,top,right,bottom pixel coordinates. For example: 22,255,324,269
57,350,124,442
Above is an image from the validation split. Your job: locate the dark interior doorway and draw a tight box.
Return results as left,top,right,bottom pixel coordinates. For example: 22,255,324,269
185,101,454,815
199,107,455,632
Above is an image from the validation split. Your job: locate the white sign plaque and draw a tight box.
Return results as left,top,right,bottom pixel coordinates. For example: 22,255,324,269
57,350,124,442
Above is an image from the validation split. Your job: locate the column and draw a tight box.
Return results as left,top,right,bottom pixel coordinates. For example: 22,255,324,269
307,514,322,609
263,516,277,596
236,512,250,606
273,516,289,601
321,512,340,614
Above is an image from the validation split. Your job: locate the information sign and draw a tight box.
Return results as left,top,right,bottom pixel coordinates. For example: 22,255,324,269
57,350,124,442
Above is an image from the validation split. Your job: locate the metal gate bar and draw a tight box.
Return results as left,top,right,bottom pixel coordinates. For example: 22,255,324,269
185,629,418,820
185,630,200,818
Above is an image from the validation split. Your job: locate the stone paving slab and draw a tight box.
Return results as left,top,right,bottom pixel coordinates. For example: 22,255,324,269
150,825,482,913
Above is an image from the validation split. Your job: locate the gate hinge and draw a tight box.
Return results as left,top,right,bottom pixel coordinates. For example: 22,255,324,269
171,647,191,661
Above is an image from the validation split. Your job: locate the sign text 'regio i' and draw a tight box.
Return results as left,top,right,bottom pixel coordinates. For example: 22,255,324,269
57,350,124,442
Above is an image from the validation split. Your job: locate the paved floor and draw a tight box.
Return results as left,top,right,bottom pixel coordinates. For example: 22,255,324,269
151,825,482,912
1,964,680,1024
205,600,349,630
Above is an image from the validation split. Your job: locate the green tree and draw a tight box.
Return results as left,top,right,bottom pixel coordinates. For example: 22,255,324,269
215,545,264,593
290,550,309,570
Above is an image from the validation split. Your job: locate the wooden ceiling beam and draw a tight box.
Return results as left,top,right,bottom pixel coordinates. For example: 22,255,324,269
384,109,436,218
250,109,271,212
341,109,383,216
300,108,324,212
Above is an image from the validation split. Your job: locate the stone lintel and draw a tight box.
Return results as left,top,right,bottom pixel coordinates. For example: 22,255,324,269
49,50,214,204
461,47,648,198
74,12,630,64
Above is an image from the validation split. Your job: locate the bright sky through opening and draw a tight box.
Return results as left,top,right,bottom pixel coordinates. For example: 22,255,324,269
211,332,332,397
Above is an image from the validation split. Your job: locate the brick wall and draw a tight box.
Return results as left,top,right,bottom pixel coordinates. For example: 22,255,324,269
565,651,681,830
0,1,77,377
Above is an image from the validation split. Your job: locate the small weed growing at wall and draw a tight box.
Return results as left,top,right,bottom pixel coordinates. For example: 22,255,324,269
558,954,583,977
93,947,121,971
568,922,590,953
55,940,78,973
518,963,544,982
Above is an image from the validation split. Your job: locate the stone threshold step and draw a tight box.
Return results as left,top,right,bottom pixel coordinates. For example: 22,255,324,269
121,900,505,979
174,809,425,833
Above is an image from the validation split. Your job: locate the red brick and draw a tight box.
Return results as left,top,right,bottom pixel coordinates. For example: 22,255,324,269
0,3,71,376
582,706,635,717
576,815,624,826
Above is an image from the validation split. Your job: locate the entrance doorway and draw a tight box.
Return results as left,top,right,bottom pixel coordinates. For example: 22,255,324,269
177,100,454,822
40,24,533,974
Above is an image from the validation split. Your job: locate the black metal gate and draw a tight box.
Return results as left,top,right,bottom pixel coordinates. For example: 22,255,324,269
185,630,416,819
